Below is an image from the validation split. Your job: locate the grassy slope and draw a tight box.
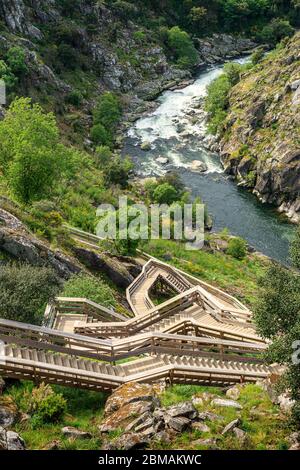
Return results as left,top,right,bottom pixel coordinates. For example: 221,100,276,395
142,239,268,306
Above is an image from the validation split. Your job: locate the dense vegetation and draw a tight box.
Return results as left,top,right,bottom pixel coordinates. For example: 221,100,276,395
255,227,300,427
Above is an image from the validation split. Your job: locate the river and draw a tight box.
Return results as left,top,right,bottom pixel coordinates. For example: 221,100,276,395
123,62,296,264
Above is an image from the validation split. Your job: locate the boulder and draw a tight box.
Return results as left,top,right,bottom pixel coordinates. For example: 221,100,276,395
211,398,243,410
61,426,92,440
192,437,219,450
198,411,223,422
233,427,249,446
0,396,18,428
156,157,169,165
278,393,295,414
165,402,198,420
221,419,240,435
189,160,208,173
141,141,151,151
226,385,242,401
102,432,149,451
191,422,210,433
0,426,25,450
99,400,154,433
0,207,80,279
104,382,161,417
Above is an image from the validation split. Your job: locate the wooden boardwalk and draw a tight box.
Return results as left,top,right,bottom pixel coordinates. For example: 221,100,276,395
0,228,277,392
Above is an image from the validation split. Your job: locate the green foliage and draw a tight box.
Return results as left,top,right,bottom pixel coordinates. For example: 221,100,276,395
26,383,67,427
95,145,113,167
0,264,61,324
0,59,17,90
153,182,178,205
254,234,300,426
258,18,295,46
205,74,231,135
62,273,116,308
103,155,133,189
251,48,265,65
90,123,112,146
290,228,300,269
167,26,198,69
93,92,122,131
0,98,78,203
65,90,83,106
226,237,247,260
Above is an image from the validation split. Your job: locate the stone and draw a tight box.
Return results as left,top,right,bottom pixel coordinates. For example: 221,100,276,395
43,440,61,450
233,427,249,446
278,393,295,414
290,79,300,91
192,438,219,450
192,397,204,407
102,432,149,451
166,416,191,433
104,382,160,417
288,432,300,450
189,160,208,173
226,385,242,401
156,157,169,165
99,400,153,433
198,411,223,422
166,401,198,420
141,141,151,151
0,427,26,450
191,422,210,433
0,396,18,428
61,426,92,440
221,419,241,435
211,398,243,410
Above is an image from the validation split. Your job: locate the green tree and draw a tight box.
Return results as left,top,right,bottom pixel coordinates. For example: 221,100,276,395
103,156,133,189
254,230,300,426
90,123,112,147
93,92,122,130
167,26,198,69
0,264,61,325
6,46,28,76
0,98,74,203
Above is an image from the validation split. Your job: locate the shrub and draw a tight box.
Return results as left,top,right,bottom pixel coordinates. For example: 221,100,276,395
153,183,178,205
95,145,113,167
0,264,61,324
167,26,198,69
226,237,247,260
65,90,83,106
62,273,116,308
93,92,122,130
251,48,264,65
90,123,112,146
26,383,67,426
0,97,76,203
103,156,133,188
259,18,295,46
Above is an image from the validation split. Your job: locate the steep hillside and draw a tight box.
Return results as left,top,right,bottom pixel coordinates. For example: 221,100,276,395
219,34,300,223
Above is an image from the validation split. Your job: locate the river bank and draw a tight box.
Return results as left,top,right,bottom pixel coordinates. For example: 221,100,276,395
122,60,295,264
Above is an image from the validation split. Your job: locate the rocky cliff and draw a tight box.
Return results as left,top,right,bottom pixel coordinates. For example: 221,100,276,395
0,1,255,141
219,33,300,223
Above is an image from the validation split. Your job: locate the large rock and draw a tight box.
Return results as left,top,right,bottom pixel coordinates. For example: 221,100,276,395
165,416,191,433
0,426,26,450
165,402,198,420
0,207,80,279
102,432,150,450
61,426,92,440
211,398,243,410
0,396,18,428
222,419,241,435
104,382,161,417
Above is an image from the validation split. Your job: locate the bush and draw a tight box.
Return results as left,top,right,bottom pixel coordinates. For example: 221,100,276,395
103,156,133,188
251,48,264,65
90,123,112,146
93,92,122,130
95,145,113,167
62,273,116,308
65,90,83,106
26,383,67,427
0,264,61,324
153,183,178,205
226,237,247,260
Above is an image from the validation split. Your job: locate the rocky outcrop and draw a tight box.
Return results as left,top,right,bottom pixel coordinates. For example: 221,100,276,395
72,246,142,289
0,207,81,279
0,396,19,428
220,33,300,222
196,34,256,66
0,426,25,450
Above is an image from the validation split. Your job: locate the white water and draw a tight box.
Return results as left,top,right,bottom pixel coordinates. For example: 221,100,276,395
123,60,295,263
